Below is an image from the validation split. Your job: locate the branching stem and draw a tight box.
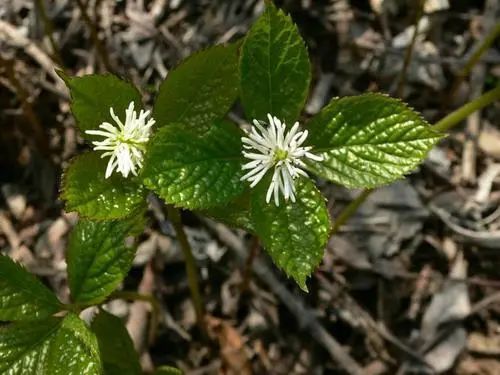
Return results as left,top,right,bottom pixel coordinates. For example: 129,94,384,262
434,85,500,133
166,205,206,332
330,84,500,235
330,189,374,236
448,22,500,101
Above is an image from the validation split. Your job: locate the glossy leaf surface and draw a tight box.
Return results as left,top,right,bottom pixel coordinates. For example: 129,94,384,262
0,314,101,374
67,218,139,304
250,178,330,290
142,121,246,209
154,43,240,131
240,2,310,124
0,255,61,321
306,93,442,188
66,74,141,139
62,152,146,220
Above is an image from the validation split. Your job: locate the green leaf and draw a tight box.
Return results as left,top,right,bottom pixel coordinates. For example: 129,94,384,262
154,42,240,131
0,317,60,374
91,311,141,375
142,121,246,209
240,2,310,124
0,314,102,374
306,93,443,188
45,314,102,375
66,74,142,139
154,366,183,375
62,152,147,220
67,218,140,305
200,193,254,232
250,178,330,290
0,255,61,321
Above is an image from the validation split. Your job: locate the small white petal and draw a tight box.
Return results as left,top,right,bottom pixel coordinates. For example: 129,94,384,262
241,164,266,181
110,107,125,130
273,169,281,207
85,129,116,138
242,159,263,170
241,113,320,206
87,101,154,178
266,179,275,203
105,154,118,179
305,151,324,161
248,165,272,188
242,152,272,161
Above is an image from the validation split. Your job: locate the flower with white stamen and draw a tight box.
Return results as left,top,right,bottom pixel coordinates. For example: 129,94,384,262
241,113,324,206
85,101,155,179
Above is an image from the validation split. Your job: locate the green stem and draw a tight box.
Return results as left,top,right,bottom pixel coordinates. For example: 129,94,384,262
166,205,206,331
63,302,90,313
330,85,500,235
448,22,500,100
330,189,373,236
396,0,426,97
74,0,113,72
240,236,260,293
434,85,500,132
34,0,64,68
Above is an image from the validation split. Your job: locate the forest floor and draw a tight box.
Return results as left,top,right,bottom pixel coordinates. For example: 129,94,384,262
1,0,500,374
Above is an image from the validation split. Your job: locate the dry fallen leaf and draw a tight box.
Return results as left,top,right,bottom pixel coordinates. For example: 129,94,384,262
205,315,252,375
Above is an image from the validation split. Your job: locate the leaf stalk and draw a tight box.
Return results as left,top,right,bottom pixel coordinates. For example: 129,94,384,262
166,205,206,332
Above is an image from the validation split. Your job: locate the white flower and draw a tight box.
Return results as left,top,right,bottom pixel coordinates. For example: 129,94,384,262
85,101,155,179
241,113,324,206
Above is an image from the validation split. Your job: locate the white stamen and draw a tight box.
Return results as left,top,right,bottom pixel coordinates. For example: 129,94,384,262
85,101,155,179
240,113,324,206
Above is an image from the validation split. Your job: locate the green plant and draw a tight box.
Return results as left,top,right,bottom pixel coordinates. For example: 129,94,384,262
1,2,498,373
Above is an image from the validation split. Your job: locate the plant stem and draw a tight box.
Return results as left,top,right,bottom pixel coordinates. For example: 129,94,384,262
109,290,160,344
434,84,500,133
166,205,206,331
448,22,500,101
240,236,260,292
34,0,64,68
330,85,500,235
330,189,373,236
0,57,50,155
63,302,90,313
396,0,426,97
74,0,113,72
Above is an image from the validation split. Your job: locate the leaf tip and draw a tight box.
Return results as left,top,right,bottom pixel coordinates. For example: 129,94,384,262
297,278,309,292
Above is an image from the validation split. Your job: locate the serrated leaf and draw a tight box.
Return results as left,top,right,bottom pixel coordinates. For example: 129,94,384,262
45,314,102,375
62,152,147,220
142,121,246,209
91,311,141,375
250,177,330,290
306,93,443,188
154,42,240,131
66,74,142,139
0,317,60,374
200,193,254,232
0,314,102,374
240,2,310,124
0,255,61,321
67,218,140,305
